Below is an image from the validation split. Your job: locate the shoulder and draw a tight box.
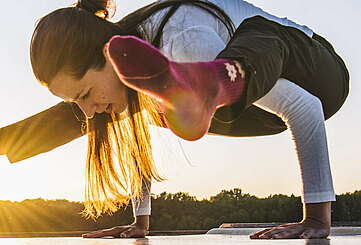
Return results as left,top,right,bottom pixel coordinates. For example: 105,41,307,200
162,25,226,62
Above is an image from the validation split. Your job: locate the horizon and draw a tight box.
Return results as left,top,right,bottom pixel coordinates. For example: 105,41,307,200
1,188,360,203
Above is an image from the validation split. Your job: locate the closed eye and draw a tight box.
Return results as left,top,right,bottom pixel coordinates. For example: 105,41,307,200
80,89,91,100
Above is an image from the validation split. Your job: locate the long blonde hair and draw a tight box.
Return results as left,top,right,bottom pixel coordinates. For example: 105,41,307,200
30,0,234,219
30,0,166,219
84,89,165,218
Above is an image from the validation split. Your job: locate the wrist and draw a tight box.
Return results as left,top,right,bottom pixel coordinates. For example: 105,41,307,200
302,202,331,227
134,215,150,231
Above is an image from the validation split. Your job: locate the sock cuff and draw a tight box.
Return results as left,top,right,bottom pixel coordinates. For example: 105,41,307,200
214,59,247,106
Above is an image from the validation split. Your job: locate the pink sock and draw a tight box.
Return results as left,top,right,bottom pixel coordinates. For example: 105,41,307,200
105,35,246,140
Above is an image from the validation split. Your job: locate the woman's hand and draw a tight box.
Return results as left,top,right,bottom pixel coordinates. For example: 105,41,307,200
82,215,149,238
249,219,330,239
82,224,148,238
250,202,331,239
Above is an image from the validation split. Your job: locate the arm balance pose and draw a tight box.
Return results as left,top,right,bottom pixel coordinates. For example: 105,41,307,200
0,0,349,239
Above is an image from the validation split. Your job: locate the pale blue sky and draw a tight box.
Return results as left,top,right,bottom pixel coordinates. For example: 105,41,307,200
0,0,360,202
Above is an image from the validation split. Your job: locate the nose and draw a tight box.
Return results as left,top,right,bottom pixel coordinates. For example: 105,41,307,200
76,101,97,119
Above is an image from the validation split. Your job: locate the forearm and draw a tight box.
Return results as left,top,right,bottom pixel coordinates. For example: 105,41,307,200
132,178,152,216
302,202,331,227
132,179,151,232
254,79,335,203
0,102,85,162
134,215,150,231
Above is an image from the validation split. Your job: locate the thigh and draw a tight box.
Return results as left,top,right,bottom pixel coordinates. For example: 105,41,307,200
216,16,290,110
218,16,349,120
211,17,349,137
209,105,287,137
284,35,350,119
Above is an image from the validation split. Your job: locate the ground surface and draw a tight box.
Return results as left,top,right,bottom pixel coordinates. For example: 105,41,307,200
1,235,361,245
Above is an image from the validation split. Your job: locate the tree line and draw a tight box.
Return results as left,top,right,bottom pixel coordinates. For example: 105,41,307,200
0,188,360,232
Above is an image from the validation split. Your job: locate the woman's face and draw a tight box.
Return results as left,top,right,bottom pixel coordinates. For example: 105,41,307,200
49,56,127,119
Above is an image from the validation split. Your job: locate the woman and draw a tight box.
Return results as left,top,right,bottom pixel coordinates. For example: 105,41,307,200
4,0,349,239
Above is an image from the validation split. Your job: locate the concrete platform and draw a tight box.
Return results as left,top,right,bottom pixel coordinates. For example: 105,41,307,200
207,227,361,236
1,235,361,245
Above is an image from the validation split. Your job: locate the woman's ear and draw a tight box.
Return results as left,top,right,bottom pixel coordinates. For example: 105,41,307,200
102,42,109,57
102,42,113,66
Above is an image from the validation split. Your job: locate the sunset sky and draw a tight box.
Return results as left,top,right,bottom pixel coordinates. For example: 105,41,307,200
0,0,360,202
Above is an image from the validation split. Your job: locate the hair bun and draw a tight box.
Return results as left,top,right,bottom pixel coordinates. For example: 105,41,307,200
76,0,115,19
